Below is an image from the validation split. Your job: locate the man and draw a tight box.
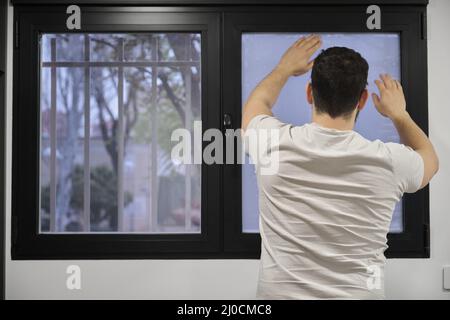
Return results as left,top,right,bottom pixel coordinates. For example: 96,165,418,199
242,35,439,299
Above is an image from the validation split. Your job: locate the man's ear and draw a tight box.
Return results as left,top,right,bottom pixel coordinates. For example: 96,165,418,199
358,88,369,110
306,82,314,105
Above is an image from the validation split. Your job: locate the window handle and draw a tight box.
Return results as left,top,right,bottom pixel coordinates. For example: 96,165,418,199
223,113,233,130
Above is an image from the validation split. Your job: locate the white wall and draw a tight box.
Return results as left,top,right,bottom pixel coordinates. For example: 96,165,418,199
4,0,450,299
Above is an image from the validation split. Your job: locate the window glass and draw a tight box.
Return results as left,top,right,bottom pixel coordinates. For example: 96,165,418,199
40,33,201,233
242,33,402,233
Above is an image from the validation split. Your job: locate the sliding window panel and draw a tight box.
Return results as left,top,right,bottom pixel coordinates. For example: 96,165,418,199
223,7,429,258
12,7,220,259
242,32,403,234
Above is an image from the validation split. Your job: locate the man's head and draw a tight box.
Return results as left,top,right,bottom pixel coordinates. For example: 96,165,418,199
306,47,369,120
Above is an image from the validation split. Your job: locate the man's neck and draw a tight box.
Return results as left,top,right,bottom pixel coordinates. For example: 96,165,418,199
311,112,356,131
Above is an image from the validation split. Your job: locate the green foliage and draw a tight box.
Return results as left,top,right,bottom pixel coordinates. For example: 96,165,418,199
41,164,133,231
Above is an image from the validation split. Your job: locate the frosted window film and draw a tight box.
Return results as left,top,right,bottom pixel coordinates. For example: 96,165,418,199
242,33,403,233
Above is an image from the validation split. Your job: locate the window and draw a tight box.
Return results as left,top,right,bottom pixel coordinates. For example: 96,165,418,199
242,32,404,234
40,33,202,234
12,1,429,259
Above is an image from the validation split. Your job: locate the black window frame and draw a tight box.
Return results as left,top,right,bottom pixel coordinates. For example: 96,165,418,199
11,1,429,260
1,0,8,299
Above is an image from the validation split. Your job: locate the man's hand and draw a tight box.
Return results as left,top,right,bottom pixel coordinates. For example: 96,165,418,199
372,74,408,121
276,34,322,77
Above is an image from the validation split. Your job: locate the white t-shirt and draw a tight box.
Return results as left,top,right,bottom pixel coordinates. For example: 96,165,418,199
244,114,424,300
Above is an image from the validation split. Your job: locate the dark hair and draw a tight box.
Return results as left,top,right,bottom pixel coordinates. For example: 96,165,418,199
311,47,369,118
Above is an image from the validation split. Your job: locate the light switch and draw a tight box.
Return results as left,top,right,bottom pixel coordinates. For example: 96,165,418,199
444,266,450,290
